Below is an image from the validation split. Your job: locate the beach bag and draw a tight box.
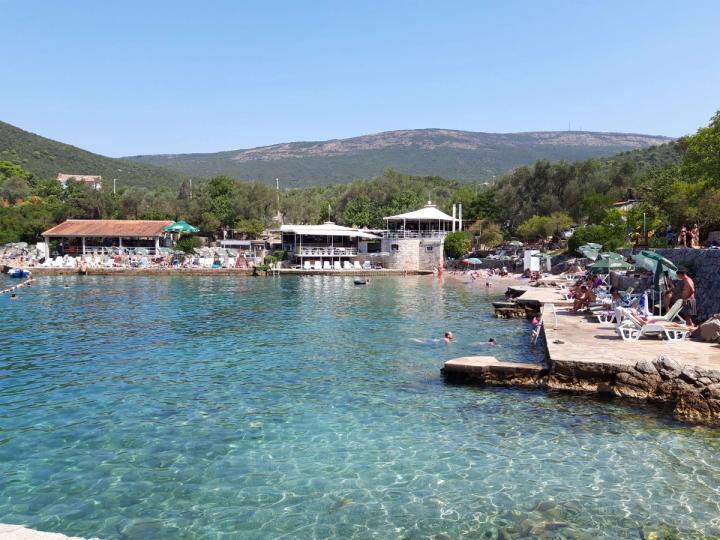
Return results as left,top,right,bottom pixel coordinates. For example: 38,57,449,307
699,317,720,342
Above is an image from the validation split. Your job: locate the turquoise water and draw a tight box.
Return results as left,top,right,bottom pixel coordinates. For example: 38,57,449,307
1,275,719,539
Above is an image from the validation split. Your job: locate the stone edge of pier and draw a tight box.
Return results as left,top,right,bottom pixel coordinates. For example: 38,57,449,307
442,308,720,423
0,523,86,539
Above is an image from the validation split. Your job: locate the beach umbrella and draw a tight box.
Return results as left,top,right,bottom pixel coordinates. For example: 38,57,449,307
164,220,200,233
588,258,634,273
638,250,678,315
467,257,483,265
598,252,625,261
577,244,601,261
507,240,524,248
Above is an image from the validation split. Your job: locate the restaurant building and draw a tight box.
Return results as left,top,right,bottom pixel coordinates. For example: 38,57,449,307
42,219,173,257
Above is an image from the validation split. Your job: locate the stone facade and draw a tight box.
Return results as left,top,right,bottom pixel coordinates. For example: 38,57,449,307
380,237,444,271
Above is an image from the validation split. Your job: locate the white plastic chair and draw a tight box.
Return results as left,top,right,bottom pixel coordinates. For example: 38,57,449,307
333,261,341,270
353,261,362,270
343,261,352,270
323,261,331,270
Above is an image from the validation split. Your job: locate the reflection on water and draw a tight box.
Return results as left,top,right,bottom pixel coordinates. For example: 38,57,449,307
0,275,718,539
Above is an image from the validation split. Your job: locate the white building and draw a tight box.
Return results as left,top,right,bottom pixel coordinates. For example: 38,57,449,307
281,222,381,268
57,174,102,191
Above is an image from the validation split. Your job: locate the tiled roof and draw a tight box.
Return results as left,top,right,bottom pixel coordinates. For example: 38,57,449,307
42,219,174,237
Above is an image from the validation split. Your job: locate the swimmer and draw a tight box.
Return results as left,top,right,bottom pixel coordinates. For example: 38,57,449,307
64,283,70,288
10,293,18,300
486,281,491,288
472,338,497,346
412,331,455,345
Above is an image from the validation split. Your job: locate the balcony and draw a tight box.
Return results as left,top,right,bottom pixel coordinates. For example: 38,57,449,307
295,246,358,257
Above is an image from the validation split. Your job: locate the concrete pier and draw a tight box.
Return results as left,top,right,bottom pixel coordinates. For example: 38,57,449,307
444,292,720,421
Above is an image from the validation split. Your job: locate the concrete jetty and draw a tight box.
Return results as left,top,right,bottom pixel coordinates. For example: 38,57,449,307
444,294,720,421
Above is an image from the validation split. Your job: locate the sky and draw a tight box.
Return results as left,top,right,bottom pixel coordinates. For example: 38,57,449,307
2,0,719,156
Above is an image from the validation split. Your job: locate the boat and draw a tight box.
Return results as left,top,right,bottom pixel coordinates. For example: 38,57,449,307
7,268,31,278
354,278,368,285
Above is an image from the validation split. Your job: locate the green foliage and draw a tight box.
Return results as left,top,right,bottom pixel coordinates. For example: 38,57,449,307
234,218,266,238
176,236,201,253
516,212,573,241
445,231,471,258
0,121,185,189
468,220,504,248
681,110,720,186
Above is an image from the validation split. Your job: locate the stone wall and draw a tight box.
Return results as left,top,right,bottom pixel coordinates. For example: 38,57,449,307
381,237,444,271
626,248,720,322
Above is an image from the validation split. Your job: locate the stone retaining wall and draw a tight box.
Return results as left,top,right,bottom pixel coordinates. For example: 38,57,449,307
625,248,720,322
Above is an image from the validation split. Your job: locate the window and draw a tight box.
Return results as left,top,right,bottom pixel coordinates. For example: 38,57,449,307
425,246,433,252
391,244,399,252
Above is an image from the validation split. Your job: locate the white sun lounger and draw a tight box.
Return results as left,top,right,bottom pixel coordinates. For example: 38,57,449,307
303,261,311,270
333,261,342,270
343,261,352,270
323,261,332,270
353,261,362,270
617,310,690,342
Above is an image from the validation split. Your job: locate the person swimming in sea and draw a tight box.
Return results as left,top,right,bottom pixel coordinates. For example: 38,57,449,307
413,331,454,345
471,337,497,346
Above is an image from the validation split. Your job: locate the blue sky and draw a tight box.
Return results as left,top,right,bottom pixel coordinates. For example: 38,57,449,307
2,0,719,156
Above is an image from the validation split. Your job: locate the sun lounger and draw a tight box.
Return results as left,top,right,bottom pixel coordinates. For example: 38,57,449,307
303,261,311,270
353,261,362,270
650,299,684,323
362,261,371,270
323,261,331,270
333,261,341,270
343,261,352,270
617,310,690,342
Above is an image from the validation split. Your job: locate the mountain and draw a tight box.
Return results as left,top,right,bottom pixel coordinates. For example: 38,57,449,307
0,120,185,188
126,129,672,188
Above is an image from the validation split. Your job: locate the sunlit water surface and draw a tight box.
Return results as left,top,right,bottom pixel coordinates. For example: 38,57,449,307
1,275,719,539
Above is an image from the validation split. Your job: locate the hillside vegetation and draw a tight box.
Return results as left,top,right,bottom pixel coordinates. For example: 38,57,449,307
0,121,185,189
125,129,671,187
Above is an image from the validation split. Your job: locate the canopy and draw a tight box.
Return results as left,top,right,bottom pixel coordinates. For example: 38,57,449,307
588,258,634,273
164,220,200,233
507,240,524,247
281,222,381,239
384,203,454,222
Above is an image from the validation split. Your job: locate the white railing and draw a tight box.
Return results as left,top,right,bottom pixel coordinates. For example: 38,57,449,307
382,230,449,239
295,247,358,257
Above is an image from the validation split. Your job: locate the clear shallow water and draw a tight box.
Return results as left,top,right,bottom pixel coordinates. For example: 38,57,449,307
0,275,719,540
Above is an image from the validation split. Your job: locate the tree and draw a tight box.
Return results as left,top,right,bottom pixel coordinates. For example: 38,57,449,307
468,220,504,248
445,231,471,258
682,110,720,186
234,218,265,238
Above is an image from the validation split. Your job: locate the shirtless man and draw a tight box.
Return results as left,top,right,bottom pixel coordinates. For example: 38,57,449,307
676,269,697,329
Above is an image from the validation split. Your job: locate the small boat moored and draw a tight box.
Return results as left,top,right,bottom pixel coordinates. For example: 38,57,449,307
354,278,369,285
7,268,31,279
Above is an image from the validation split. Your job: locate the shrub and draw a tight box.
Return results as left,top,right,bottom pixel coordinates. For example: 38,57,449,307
176,235,201,253
445,231,471,258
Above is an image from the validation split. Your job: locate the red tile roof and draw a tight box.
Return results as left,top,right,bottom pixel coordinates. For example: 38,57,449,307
42,219,174,237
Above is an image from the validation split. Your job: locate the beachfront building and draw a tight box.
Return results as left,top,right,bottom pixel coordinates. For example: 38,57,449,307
281,222,381,268
42,219,173,257
380,202,457,271
57,174,102,191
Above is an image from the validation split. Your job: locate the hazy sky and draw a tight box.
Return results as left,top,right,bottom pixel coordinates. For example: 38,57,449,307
2,0,719,156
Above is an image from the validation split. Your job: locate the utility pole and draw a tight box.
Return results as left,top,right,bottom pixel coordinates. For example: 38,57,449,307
189,178,193,200
113,178,116,195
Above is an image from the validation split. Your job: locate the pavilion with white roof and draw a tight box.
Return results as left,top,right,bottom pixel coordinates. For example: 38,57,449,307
384,201,459,237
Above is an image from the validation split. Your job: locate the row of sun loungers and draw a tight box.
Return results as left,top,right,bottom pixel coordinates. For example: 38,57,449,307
302,260,378,270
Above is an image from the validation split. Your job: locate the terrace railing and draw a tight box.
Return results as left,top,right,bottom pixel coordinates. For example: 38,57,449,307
295,246,358,257
382,230,449,239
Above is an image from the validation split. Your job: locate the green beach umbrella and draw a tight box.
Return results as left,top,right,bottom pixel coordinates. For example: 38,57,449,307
164,220,200,234
588,258,634,273
598,252,625,261
577,244,602,261
637,250,678,315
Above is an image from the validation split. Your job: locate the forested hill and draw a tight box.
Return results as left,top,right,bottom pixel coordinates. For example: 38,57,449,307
126,129,672,187
0,121,185,187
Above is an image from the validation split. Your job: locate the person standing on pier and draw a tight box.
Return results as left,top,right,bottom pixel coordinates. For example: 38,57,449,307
676,268,697,330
